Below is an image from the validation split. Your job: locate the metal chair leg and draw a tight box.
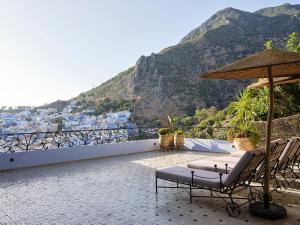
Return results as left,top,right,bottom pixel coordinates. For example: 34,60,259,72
189,185,192,203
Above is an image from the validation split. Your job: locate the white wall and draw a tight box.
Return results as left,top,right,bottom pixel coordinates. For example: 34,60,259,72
0,139,159,171
0,138,236,171
185,138,235,154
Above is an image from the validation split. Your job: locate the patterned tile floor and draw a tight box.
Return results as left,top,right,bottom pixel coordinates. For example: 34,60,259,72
0,150,299,225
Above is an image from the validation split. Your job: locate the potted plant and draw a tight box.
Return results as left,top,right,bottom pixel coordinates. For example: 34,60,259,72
228,124,260,151
227,90,261,150
158,128,171,149
227,127,238,142
174,128,185,149
167,115,179,149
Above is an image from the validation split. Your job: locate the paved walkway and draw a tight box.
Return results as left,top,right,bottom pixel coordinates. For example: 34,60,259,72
0,150,299,225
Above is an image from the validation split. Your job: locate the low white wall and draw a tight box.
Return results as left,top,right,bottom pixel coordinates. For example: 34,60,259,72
0,139,159,171
185,138,235,154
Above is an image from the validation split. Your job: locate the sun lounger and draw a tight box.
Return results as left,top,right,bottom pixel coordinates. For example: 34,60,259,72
276,137,300,187
277,137,299,172
155,149,265,217
187,139,286,176
187,138,300,194
292,138,300,168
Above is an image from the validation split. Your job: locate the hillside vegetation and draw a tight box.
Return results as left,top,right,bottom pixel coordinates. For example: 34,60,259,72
47,3,300,126
180,32,300,140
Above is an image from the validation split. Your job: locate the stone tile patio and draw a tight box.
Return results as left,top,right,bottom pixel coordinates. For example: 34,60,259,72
0,150,299,225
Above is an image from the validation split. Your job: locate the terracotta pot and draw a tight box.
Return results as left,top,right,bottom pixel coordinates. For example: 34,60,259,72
168,134,174,149
227,134,234,143
159,135,169,149
175,135,185,149
233,138,254,151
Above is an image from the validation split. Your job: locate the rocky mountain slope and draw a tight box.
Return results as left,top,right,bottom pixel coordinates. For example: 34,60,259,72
78,3,300,125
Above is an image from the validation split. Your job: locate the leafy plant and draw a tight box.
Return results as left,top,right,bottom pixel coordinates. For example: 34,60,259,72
175,128,184,135
158,128,171,135
264,40,275,50
195,107,218,122
198,119,214,130
180,116,194,126
167,115,179,133
256,32,300,119
286,32,300,53
251,88,269,121
185,127,213,139
228,89,257,126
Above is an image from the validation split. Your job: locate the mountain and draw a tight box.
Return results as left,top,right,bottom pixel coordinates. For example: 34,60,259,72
255,3,300,17
73,3,300,125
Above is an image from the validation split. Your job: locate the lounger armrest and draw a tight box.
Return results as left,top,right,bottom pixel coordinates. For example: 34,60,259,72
214,163,230,174
192,174,221,179
191,171,194,185
191,171,224,189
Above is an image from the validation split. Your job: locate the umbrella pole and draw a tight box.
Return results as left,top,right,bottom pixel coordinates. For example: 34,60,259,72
250,66,286,219
249,67,287,219
264,66,274,209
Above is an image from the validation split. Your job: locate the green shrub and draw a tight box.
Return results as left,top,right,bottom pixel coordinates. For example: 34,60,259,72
158,128,171,135
175,128,184,135
195,107,218,122
213,129,228,140
180,116,193,126
198,118,215,130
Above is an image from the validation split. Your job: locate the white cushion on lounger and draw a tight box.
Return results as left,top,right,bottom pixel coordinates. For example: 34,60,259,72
229,150,246,158
278,138,298,170
187,148,264,176
186,155,241,172
224,149,264,187
156,166,228,189
208,156,241,164
187,159,236,173
156,150,263,190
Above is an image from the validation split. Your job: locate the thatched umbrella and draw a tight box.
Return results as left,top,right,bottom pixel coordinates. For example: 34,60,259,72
248,74,300,88
200,49,300,219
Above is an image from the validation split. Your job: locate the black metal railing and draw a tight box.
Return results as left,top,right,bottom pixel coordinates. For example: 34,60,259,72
0,127,162,153
0,126,231,153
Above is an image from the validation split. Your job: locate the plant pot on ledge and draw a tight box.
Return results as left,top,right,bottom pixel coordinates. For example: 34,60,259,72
174,128,185,150
175,134,184,149
159,134,169,149
227,125,260,151
158,128,173,150
233,137,254,151
168,134,174,149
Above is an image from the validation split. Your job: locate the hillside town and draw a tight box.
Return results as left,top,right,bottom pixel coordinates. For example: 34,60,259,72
0,100,134,134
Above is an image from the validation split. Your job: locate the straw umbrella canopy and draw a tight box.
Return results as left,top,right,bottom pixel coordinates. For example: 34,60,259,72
248,74,300,88
200,49,300,219
201,49,300,79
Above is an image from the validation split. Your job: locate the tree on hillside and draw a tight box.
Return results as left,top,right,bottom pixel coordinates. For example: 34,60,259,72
250,32,300,119
286,32,300,53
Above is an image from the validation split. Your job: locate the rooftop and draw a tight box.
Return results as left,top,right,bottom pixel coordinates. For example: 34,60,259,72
0,150,299,225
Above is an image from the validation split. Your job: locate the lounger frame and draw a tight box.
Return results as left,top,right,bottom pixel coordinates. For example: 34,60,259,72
276,138,300,189
156,153,265,217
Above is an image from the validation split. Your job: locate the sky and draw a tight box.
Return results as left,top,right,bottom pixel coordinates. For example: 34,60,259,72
0,0,299,107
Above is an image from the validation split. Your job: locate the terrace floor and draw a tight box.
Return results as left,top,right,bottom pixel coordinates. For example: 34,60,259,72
0,150,299,225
